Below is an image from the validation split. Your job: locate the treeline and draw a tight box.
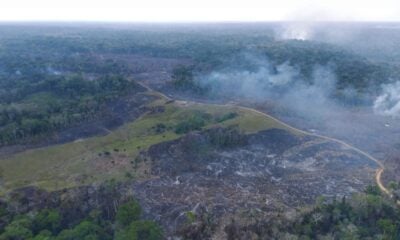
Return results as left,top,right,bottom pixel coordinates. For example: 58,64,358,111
1,25,396,97
260,40,393,90
0,53,129,77
2,24,396,90
0,199,162,240
169,42,394,98
0,74,139,146
0,25,268,70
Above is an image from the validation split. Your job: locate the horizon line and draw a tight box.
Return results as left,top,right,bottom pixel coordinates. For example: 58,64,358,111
1,20,400,24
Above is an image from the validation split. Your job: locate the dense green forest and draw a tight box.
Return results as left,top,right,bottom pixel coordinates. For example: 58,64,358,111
0,25,395,86
0,73,140,146
0,198,162,240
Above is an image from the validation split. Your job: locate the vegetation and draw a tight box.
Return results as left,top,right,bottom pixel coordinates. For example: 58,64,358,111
0,97,293,192
205,127,247,149
1,25,393,111
174,110,211,134
115,200,142,227
216,112,238,123
115,221,163,240
289,192,399,239
1,24,398,239
0,24,395,146
260,40,392,89
0,72,140,146
0,199,162,240
222,187,400,240
170,65,209,94
114,200,163,240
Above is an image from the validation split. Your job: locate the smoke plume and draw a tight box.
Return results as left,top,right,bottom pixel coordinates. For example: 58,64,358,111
197,53,341,123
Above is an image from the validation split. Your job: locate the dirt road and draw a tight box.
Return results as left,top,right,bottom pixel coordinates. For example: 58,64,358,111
235,105,391,196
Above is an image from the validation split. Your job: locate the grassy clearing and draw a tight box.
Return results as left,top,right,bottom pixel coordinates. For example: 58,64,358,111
0,97,299,193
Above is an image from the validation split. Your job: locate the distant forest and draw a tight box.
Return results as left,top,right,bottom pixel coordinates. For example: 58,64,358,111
0,25,397,144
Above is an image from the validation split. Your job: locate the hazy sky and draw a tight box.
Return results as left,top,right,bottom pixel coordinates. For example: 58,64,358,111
1,0,399,22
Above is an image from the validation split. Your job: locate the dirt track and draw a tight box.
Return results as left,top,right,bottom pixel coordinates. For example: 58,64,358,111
235,105,391,197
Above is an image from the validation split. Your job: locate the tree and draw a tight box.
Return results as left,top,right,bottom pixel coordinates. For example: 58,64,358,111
115,200,141,227
365,185,381,196
0,216,34,240
33,209,61,234
115,221,162,240
55,220,110,240
31,230,53,240
377,219,397,239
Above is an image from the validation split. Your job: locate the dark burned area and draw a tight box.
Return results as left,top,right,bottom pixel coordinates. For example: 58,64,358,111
5,127,377,237
135,128,376,234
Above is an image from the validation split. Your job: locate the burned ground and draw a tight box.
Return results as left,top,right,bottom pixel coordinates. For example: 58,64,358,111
132,127,377,237
103,54,193,91
0,127,379,238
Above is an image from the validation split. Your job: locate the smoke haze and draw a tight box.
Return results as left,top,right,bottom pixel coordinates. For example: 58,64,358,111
374,81,400,118
197,53,349,124
190,51,400,159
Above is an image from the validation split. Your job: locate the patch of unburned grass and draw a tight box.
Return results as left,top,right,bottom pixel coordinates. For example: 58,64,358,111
0,99,299,193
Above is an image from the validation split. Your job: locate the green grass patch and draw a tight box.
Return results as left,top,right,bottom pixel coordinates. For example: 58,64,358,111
0,99,300,193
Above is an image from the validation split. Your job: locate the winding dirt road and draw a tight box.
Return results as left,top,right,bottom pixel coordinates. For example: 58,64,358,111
235,105,391,197
138,81,391,197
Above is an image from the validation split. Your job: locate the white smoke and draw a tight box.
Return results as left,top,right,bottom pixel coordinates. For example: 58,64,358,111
198,56,299,100
373,81,400,118
277,23,314,40
197,54,342,123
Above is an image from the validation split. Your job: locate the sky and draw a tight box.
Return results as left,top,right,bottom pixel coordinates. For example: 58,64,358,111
0,0,399,22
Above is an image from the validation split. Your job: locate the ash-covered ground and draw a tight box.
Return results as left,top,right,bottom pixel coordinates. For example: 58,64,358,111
132,128,376,236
